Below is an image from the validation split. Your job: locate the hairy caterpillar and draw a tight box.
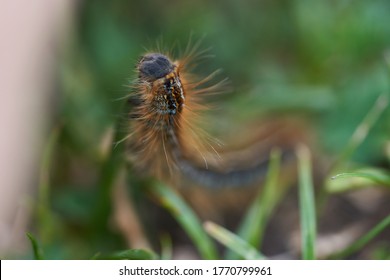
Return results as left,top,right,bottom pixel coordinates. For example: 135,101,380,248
126,45,298,189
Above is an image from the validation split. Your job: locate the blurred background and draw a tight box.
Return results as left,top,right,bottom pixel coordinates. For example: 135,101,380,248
1,0,389,259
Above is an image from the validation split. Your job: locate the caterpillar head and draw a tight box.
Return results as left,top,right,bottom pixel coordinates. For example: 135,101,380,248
137,53,185,116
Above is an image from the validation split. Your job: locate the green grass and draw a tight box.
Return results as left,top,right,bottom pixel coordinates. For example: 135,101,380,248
93,249,157,260
329,214,390,259
332,94,388,170
297,145,317,260
225,149,283,259
26,233,44,260
329,168,390,192
336,94,388,168
26,98,389,260
19,0,390,261
204,221,266,260
150,182,218,260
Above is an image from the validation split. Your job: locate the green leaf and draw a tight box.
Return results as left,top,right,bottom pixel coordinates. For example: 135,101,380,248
328,168,390,193
204,221,266,260
329,214,390,259
92,101,130,230
94,249,157,260
160,233,173,260
333,94,388,169
297,145,317,260
150,182,218,259
26,233,44,260
226,149,283,259
37,126,60,241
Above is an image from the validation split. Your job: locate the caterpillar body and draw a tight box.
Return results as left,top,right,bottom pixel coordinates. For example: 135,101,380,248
126,50,296,189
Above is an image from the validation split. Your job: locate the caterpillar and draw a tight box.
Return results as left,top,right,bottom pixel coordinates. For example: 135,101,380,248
126,45,298,189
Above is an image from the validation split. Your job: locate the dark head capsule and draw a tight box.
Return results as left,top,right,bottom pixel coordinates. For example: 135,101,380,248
138,53,175,81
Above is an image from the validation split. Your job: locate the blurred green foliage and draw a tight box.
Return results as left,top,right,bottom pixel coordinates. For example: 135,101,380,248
24,0,390,259
64,0,390,160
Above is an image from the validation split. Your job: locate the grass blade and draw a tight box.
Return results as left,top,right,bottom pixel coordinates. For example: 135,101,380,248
160,233,173,260
26,233,44,260
226,149,282,259
297,145,316,260
328,168,390,193
38,127,60,241
329,214,390,259
92,102,129,230
150,182,218,259
94,249,157,260
204,221,266,260
333,94,388,169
